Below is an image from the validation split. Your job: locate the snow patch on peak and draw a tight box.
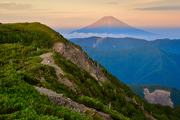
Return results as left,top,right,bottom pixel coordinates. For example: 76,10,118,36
86,16,131,29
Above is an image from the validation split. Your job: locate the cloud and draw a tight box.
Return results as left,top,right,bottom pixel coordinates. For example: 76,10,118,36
98,2,118,4
136,0,165,4
62,32,129,39
61,32,160,40
120,0,165,6
62,32,175,41
0,2,32,11
135,6,180,10
48,11,94,14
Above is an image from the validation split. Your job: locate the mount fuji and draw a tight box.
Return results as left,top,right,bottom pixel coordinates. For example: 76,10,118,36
70,16,155,36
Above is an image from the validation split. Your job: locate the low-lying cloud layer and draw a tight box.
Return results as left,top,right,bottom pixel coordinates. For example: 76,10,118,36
63,32,129,39
61,32,166,40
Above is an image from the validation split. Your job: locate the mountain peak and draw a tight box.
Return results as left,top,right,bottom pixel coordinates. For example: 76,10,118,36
102,16,115,19
70,16,154,36
86,16,131,29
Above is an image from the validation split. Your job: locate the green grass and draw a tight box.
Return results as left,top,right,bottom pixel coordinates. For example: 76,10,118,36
0,71,93,120
0,22,67,48
0,43,94,119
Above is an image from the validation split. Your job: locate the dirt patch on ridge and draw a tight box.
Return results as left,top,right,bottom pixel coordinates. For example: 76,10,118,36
40,52,76,92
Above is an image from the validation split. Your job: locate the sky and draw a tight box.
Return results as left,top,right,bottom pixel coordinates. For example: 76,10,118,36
0,0,180,39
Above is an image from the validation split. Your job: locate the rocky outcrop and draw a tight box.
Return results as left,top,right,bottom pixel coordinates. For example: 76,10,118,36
40,52,76,92
93,38,104,48
143,88,173,107
125,96,157,120
35,86,112,120
145,114,157,120
53,42,107,82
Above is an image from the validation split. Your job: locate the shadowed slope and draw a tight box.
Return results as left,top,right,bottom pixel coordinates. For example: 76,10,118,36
82,46,180,89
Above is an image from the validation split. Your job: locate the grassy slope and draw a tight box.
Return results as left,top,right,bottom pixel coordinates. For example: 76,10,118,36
128,84,180,107
0,23,180,120
0,22,66,48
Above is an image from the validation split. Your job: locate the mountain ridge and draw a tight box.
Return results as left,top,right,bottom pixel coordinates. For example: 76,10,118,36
82,46,180,89
73,36,180,54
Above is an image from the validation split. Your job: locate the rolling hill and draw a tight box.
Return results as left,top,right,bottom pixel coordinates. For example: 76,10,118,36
82,46,180,89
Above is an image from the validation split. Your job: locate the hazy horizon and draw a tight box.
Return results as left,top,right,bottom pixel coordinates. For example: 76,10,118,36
55,27,180,40
1,0,180,28
1,0,180,40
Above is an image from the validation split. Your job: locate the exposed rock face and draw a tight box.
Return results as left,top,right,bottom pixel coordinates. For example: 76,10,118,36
143,88,173,107
35,86,112,120
93,38,104,48
125,96,130,102
40,52,76,92
145,114,157,120
53,42,107,82
132,98,137,104
125,96,157,120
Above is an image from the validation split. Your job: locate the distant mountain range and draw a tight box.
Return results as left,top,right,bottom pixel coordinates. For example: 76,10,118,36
73,37,180,54
81,46,180,89
70,16,156,36
128,84,180,107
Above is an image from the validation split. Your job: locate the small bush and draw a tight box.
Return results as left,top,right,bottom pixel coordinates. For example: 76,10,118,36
59,73,65,78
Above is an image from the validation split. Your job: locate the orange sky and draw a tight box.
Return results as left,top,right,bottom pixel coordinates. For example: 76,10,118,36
0,0,180,29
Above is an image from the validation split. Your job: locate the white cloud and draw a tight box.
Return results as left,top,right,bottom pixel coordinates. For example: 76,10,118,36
61,32,176,41
62,32,129,39
62,32,153,40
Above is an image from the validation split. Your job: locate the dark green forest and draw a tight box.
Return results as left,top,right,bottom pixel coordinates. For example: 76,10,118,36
0,23,180,120
82,46,180,89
